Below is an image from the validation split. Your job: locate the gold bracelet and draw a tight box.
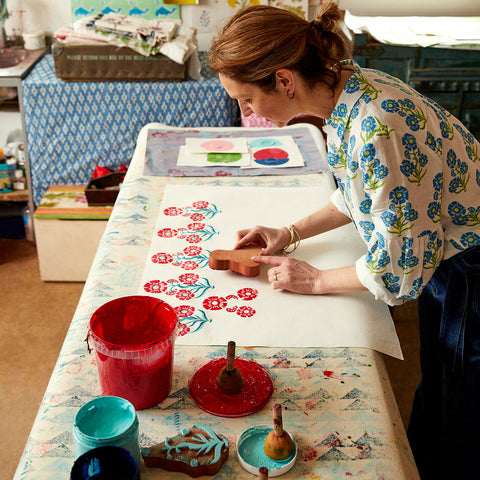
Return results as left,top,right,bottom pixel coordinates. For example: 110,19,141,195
281,224,301,254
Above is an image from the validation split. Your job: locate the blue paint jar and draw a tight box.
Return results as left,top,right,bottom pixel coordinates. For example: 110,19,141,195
70,446,140,480
73,396,140,466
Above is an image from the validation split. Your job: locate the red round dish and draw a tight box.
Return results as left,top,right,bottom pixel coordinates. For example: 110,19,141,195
189,358,273,417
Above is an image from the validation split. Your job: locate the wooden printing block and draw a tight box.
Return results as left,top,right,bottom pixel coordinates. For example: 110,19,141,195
209,246,262,277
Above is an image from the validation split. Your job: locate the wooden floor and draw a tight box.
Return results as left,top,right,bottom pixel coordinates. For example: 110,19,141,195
0,237,421,480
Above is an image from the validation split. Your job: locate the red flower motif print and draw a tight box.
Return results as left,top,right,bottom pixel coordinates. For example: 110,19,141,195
237,288,258,301
151,252,173,264
165,279,177,295
176,228,188,239
188,222,205,231
176,290,194,301
164,206,183,216
236,306,256,317
189,213,205,221
177,323,191,337
182,260,199,270
183,246,202,256
215,171,232,176
178,273,199,285
144,280,167,294
174,305,195,318
225,294,238,312
192,201,209,209
203,296,227,310
157,228,177,238
186,234,202,243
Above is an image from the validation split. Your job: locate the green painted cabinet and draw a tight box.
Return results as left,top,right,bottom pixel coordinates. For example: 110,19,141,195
353,33,480,141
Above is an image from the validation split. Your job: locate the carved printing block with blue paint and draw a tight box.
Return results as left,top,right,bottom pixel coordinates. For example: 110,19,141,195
141,424,229,477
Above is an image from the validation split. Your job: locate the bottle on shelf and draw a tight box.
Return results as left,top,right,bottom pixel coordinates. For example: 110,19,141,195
12,169,26,191
17,144,26,176
0,148,13,193
22,205,34,242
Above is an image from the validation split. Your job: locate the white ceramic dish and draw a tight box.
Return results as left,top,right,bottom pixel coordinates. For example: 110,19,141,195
236,425,297,477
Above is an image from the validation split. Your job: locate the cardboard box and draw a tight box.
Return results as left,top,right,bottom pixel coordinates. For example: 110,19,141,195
85,171,125,206
34,185,112,281
52,41,187,82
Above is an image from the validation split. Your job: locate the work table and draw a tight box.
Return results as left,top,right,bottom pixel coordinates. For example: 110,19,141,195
13,124,419,479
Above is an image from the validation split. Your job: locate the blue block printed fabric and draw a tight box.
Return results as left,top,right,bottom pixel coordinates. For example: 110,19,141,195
324,60,480,305
22,53,238,206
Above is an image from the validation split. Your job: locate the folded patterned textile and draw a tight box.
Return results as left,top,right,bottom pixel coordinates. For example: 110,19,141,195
160,25,197,65
92,12,179,45
53,14,199,68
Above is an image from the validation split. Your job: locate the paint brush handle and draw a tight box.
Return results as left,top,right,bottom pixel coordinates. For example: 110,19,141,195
226,340,236,371
258,466,269,479
272,403,284,436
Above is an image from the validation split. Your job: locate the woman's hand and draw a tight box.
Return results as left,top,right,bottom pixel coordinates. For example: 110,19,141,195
254,255,323,294
253,255,367,296
235,225,290,255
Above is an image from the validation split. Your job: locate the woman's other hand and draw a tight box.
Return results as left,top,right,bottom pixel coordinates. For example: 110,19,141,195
235,225,290,255
254,255,367,296
255,255,322,294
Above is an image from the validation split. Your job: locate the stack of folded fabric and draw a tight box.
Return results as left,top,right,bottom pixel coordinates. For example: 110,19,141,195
54,12,198,65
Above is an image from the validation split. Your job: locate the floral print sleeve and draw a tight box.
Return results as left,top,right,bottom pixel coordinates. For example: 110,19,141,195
324,61,480,306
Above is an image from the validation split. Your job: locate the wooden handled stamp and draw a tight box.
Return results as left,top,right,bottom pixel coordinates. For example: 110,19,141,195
217,340,244,394
263,403,294,461
209,245,262,277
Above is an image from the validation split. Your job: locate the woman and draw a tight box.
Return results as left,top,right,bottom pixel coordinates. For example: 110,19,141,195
209,3,480,479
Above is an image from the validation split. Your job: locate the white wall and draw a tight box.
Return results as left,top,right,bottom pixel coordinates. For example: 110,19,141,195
0,111,22,147
3,0,480,39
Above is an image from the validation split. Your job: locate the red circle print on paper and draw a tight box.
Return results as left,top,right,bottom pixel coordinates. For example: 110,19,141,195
253,147,289,166
200,139,235,152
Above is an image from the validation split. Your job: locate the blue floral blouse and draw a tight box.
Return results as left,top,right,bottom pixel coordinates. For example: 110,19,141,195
323,60,480,305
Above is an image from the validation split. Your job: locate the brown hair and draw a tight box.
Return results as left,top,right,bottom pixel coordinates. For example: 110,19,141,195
209,1,348,92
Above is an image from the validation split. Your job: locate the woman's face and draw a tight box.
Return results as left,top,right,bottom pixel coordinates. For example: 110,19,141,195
219,73,294,127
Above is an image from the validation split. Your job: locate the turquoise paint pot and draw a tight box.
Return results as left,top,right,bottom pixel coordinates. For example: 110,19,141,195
73,396,140,466
70,446,140,480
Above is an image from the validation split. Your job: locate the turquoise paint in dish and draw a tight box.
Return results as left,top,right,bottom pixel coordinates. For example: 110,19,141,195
73,397,140,466
237,426,296,474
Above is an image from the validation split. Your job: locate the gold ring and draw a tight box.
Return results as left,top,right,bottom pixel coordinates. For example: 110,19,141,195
274,272,278,281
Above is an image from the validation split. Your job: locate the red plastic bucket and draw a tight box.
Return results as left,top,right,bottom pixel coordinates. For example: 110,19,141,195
88,296,178,410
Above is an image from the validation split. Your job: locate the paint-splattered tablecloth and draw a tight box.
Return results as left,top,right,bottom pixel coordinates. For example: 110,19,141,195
13,124,419,480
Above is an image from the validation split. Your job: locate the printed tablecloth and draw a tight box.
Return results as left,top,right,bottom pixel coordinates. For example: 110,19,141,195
13,124,419,480
22,52,239,206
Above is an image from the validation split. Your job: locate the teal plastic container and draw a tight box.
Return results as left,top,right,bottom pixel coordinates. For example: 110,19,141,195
0,157,12,193
73,396,140,466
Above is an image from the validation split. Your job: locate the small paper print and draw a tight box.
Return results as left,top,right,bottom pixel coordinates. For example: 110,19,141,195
178,135,305,169
185,137,250,154
177,146,251,167
245,136,305,168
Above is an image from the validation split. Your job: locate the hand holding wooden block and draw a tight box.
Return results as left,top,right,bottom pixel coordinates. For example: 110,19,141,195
209,245,262,277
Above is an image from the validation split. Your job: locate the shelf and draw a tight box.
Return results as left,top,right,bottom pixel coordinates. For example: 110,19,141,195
0,189,28,202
